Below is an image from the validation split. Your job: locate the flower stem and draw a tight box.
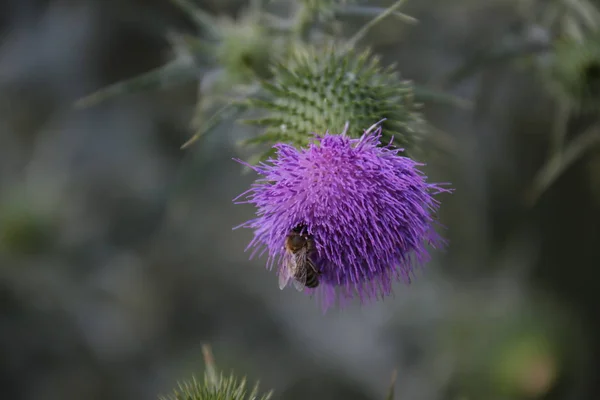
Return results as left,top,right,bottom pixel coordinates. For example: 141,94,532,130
345,0,412,51
549,98,571,157
335,5,417,25
170,0,219,37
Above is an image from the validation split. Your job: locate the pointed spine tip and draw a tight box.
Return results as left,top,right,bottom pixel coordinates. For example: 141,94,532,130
202,343,219,388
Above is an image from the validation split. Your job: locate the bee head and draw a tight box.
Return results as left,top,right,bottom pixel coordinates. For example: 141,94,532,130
286,232,306,249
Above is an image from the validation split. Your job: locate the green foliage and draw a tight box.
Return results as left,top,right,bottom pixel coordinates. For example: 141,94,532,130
75,0,434,158
298,0,354,22
440,0,600,89
437,0,600,205
0,200,56,256
76,0,284,108
242,43,424,162
490,333,558,398
75,58,200,108
438,300,571,400
293,0,416,25
159,345,273,400
550,34,600,110
537,0,600,40
169,0,286,87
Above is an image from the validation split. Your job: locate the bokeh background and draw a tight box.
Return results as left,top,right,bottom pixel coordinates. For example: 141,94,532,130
1,0,600,399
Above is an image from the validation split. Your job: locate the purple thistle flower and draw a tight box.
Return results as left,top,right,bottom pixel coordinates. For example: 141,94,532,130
233,121,451,311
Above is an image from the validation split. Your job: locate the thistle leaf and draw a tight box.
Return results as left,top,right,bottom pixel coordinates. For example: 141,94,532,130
240,129,302,146
299,0,355,21
345,0,414,50
182,101,249,149
548,33,600,111
75,59,199,108
412,85,472,110
334,5,417,24
385,369,398,400
525,123,600,205
442,38,550,88
170,0,220,37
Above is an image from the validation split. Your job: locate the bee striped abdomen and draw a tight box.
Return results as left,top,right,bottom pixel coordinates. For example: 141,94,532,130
295,258,320,288
304,271,320,288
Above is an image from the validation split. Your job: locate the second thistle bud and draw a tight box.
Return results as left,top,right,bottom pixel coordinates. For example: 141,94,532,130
212,9,276,86
243,43,424,162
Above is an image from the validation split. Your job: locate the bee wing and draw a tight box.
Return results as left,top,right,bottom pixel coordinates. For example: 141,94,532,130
292,265,307,292
291,248,309,292
306,257,319,274
278,252,295,290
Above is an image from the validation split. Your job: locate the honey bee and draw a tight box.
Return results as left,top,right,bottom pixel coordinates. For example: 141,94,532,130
279,226,320,291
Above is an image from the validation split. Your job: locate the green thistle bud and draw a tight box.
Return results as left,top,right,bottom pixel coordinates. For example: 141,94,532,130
214,13,272,83
549,34,600,110
195,3,288,93
172,0,287,88
242,43,424,162
159,345,272,400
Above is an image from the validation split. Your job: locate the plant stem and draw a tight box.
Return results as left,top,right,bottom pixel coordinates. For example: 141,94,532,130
526,123,600,205
293,3,313,41
549,98,571,157
345,0,411,51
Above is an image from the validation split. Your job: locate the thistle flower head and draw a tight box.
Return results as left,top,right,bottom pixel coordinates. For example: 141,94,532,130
234,121,450,311
549,34,600,110
243,44,423,162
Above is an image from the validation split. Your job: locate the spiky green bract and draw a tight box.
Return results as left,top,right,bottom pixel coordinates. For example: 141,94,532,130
160,373,272,400
549,34,600,110
243,44,423,163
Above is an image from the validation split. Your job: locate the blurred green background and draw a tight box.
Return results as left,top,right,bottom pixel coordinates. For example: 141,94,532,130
1,0,600,399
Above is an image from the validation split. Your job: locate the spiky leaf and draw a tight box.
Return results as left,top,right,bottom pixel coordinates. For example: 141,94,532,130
75,59,200,108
